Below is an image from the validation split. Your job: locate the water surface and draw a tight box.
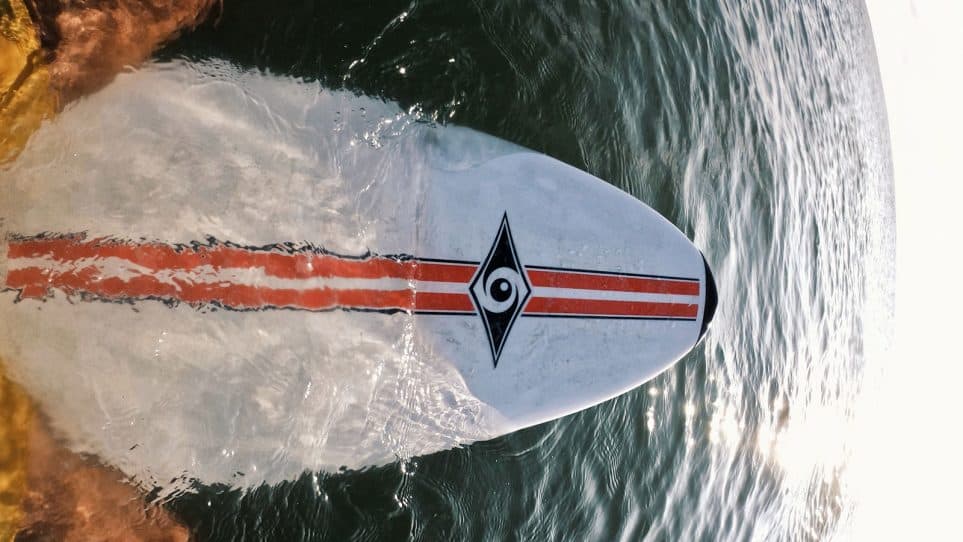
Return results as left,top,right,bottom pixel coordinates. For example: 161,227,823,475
27,0,900,539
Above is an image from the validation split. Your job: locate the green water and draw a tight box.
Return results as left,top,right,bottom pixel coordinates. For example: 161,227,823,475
155,0,896,539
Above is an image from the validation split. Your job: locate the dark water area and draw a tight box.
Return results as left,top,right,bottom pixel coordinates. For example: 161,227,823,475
156,0,896,539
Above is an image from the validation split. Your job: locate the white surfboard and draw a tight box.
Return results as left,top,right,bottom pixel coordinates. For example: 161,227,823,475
0,60,715,488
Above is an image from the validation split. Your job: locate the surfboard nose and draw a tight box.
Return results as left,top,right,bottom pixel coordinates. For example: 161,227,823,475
699,253,718,342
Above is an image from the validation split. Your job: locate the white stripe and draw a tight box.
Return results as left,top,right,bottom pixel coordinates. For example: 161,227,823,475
531,286,698,304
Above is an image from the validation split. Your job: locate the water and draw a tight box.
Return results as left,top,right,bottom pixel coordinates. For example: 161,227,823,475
11,0,896,539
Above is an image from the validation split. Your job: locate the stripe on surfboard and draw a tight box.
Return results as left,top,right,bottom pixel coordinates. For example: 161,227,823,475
7,237,476,283
5,265,475,312
5,235,701,318
526,269,699,296
523,297,698,319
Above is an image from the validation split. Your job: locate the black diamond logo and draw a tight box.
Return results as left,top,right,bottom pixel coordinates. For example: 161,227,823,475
469,213,531,367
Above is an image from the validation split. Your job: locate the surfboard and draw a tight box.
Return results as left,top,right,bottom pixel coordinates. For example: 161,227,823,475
0,61,715,486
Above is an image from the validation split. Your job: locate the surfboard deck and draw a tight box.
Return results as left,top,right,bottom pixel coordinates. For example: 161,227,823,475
0,61,716,485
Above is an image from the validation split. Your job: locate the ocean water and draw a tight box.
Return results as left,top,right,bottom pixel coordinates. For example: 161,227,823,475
14,0,896,539
158,0,894,539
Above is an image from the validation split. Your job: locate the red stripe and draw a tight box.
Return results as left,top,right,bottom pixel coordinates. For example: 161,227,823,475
7,238,476,283
5,266,695,317
414,262,476,283
523,297,698,318
5,267,473,312
527,269,699,296
412,292,475,312
6,237,700,318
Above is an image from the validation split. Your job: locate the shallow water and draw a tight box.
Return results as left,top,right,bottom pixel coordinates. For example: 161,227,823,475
10,0,895,539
